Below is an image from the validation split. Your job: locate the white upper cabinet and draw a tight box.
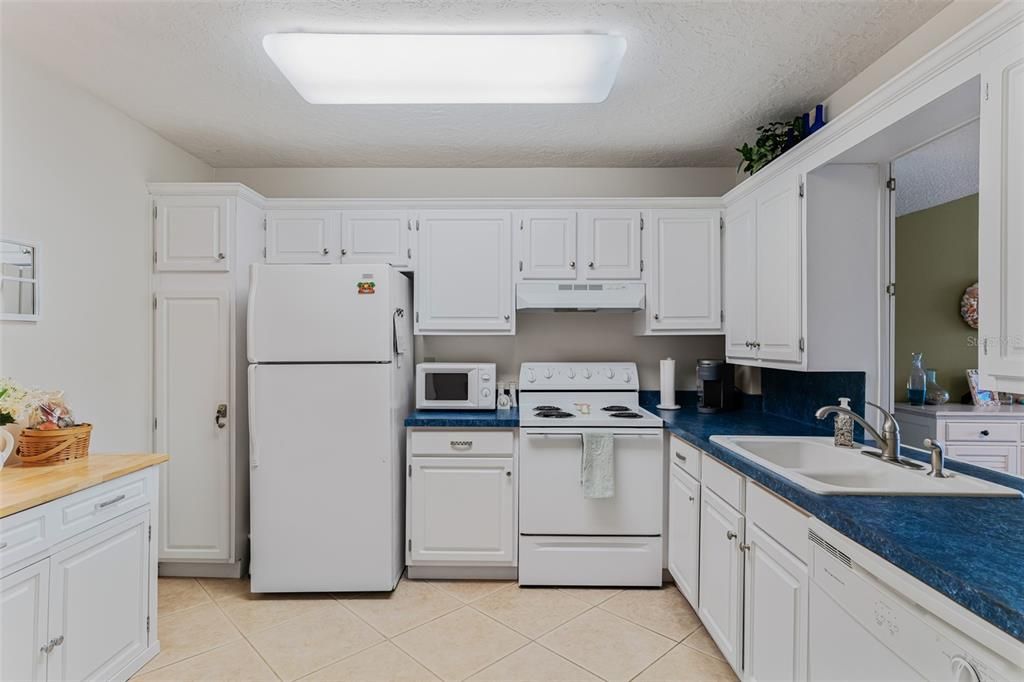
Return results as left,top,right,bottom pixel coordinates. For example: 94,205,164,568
579,209,642,280
754,176,803,363
342,210,414,268
154,196,230,271
642,208,721,333
723,199,757,358
517,210,577,280
979,24,1024,393
416,210,514,334
265,210,341,264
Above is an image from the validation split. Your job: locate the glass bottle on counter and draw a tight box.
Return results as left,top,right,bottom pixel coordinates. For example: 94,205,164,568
907,353,927,406
925,369,950,405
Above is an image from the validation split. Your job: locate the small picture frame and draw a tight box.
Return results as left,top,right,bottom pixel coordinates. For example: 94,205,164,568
966,369,1000,406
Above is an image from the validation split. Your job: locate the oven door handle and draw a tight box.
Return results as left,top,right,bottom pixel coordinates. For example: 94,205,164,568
522,432,660,438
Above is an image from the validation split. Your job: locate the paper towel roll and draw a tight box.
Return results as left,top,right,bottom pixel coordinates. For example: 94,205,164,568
657,358,680,410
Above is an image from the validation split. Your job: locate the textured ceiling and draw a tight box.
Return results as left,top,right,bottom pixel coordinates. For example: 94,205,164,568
2,1,950,168
893,119,979,217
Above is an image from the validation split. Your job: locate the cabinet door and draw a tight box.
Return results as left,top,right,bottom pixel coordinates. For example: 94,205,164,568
154,196,230,272
648,209,721,332
517,210,577,280
579,209,642,280
979,24,1024,391
342,210,413,268
154,288,232,561
946,444,1019,475
266,210,341,264
698,488,744,673
668,465,700,609
755,176,803,363
48,511,150,682
416,211,513,333
744,523,808,682
0,560,50,682
408,457,515,564
724,201,757,359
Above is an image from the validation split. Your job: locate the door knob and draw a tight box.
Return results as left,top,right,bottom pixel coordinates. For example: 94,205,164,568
215,403,228,428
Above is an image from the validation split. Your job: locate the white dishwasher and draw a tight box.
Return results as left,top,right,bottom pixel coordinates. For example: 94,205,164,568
808,525,1024,682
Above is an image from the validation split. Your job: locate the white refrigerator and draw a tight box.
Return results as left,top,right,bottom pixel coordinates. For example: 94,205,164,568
247,264,413,592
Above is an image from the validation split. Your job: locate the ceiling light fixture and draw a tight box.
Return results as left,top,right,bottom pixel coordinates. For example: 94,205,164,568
262,33,627,104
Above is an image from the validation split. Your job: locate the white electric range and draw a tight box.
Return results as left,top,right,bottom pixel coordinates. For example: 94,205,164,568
517,362,665,587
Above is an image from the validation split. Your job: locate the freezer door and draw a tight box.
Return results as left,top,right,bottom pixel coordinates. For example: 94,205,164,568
248,263,393,363
249,363,399,592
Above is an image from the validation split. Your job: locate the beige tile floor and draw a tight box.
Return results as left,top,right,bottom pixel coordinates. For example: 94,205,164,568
135,575,737,682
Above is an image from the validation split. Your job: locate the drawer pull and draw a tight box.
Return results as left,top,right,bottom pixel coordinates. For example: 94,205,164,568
506,471,512,478
450,440,473,449
980,429,990,436
726,530,737,540
674,452,687,462
95,494,126,510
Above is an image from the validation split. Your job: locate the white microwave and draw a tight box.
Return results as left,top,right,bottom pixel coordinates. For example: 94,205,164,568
416,363,496,410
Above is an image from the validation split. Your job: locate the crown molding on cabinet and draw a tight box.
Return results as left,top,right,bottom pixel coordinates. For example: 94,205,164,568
261,197,723,210
147,182,266,208
723,0,1024,207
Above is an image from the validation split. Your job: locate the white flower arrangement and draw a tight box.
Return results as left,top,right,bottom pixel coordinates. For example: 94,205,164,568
0,378,74,428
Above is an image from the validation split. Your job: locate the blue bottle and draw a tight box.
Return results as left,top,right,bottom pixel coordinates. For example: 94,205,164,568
907,353,927,406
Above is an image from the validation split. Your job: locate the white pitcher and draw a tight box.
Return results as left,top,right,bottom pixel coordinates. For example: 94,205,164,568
0,428,15,469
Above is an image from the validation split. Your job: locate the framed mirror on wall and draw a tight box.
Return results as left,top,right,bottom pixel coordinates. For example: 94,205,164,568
1,239,39,321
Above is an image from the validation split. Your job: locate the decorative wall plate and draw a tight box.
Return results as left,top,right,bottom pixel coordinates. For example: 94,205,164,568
960,282,979,329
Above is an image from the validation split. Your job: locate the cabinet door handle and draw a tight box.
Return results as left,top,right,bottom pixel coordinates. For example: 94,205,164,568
321,248,329,256
588,261,595,269
216,252,225,261
41,640,54,654
450,440,473,449
53,635,64,647
688,495,695,502
674,452,686,462
726,530,737,540
980,429,990,436
504,314,511,321
215,403,228,428
506,471,512,478
739,543,751,552
95,494,126,510
569,260,576,269
654,313,660,321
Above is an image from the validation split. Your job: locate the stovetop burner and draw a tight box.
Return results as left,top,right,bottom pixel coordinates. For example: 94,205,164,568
609,411,643,418
537,411,574,419
533,406,563,412
601,405,631,412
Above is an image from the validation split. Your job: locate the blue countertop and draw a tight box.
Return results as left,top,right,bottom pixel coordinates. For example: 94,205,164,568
405,408,520,428
403,400,1024,641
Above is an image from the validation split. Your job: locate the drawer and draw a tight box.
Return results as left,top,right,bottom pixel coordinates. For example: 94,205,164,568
0,505,56,572
670,436,701,480
410,430,513,456
945,421,1018,443
701,454,744,512
946,444,1019,475
747,483,809,563
56,470,152,538
518,535,663,587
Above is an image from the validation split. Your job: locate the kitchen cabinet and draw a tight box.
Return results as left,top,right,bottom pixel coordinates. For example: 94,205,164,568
668,459,700,609
698,487,744,672
743,522,808,682
979,23,1024,394
47,511,150,681
265,210,341,264
637,208,722,334
754,177,803,363
0,465,161,681
153,288,232,561
516,210,577,280
415,210,514,334
579,209,642,280
342,210,414,268
893,404,1024,474
723,200,757,358
153,196,230,272
1,560,49,682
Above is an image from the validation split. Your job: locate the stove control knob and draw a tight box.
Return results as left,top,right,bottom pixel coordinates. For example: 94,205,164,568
568,368,576,379
605,368,615,379
527,369,536,383
583,369,592,379
481,374,491,382
481,387,492,397
544,368,554,379
624,372,632,383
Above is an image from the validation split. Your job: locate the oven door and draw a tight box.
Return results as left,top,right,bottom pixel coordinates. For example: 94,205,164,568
416,366,480,409
519,429,663,535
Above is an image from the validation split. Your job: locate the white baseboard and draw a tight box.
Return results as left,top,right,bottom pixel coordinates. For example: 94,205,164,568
159,561,244,579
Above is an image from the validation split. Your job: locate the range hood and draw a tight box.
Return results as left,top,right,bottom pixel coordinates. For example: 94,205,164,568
516,281,645,312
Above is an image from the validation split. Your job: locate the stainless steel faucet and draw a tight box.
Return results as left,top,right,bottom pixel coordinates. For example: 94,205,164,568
815,400,922,469
923,438,951,478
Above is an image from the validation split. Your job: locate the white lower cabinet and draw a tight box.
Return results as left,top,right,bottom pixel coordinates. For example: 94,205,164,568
743,522,808,682
698,487,745,671
0,467,160,682
406,431,517,568
667,462,700,608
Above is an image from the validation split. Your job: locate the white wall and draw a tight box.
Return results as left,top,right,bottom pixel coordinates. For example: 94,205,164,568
1,53,214,452
213,167,738,199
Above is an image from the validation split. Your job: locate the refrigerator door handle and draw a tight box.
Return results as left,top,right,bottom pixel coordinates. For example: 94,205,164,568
248,366,259,468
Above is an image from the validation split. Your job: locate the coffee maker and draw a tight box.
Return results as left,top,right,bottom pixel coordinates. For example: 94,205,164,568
696,359,737,413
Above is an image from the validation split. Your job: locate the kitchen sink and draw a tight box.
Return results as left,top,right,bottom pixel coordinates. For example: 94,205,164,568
708,436,1021,497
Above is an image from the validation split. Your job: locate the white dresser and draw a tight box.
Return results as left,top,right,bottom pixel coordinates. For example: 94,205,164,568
894,403,1024,476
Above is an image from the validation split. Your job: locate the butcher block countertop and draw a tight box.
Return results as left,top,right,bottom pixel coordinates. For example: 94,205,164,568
0,453,169,518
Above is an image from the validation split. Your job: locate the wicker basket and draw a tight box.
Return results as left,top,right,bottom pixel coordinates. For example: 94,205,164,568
16,424,92,466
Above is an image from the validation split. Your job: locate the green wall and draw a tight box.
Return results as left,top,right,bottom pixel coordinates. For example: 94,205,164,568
894,194,978,402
